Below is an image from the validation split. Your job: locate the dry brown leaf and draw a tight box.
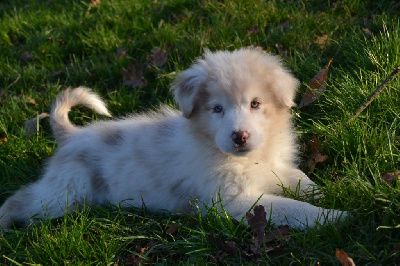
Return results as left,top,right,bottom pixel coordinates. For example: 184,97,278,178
246,25,259,36
264,225,290,243
307,134,321,154
28,98,37,106
246,205,267,247
209,231,240,260
275,42,288,57
146,47,167,67
306,134,328,172
121,62,147,88
20,51,34,61
47,37,67,46
362,28,373,38
91,0,100,6
115,47,128,58
298,58,333,109
382,170,400,184
23,113,50,137
307,152,328,172
281,21,290,30
331,2,339,11
166,224,179,235
315,34,329,49
336,248,356,266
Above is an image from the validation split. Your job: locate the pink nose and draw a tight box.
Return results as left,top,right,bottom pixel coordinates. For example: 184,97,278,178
231,130,249,146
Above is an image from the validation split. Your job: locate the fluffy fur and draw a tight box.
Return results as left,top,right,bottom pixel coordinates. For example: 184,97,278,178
0,48,347,229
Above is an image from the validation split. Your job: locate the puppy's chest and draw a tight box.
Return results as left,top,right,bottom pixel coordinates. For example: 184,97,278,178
215,158,272,185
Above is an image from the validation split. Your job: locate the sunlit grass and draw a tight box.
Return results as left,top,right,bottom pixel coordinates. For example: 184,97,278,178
0,0,399,264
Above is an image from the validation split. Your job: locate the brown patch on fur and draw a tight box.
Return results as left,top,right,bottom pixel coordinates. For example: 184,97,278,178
76,151,88,163
91,170,109,193
192,88,210,112
132,145,149,165
154,120,175,139
100,127,124,146
178,77,197,98
7,186,31,208
170,180,184,195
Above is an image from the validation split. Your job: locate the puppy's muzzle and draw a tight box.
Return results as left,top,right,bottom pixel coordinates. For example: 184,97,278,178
231,130,250,146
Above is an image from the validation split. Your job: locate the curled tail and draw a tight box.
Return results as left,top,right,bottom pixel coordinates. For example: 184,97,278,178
50,87,111,142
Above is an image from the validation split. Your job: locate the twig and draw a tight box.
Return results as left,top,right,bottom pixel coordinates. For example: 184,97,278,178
346,66,400,124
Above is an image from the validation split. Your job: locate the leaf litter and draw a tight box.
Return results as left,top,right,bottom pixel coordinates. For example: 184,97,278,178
306,134,328,172
298,58,333,109
210,205,290,262
121,62,147,88
381,170,400,185
336,248,356,266
146,47,168,68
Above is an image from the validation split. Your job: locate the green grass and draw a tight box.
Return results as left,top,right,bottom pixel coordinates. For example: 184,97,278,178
0,0,399,264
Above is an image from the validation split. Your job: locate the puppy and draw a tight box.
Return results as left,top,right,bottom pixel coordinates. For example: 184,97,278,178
0,48,347,229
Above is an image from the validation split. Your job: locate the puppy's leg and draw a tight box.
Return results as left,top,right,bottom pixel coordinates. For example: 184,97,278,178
0,179,72,228
278,169,320,197
227,195,347,230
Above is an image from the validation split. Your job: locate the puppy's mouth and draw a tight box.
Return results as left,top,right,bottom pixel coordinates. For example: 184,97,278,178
230,145,252,156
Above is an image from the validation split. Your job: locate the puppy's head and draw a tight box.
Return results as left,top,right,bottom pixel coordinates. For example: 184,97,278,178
171,48,299,156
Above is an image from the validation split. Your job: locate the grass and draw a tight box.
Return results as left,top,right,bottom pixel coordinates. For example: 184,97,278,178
0,0,399,264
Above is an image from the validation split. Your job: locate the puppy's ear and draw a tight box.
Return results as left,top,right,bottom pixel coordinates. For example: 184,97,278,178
170,60,209,118
273,68,300,108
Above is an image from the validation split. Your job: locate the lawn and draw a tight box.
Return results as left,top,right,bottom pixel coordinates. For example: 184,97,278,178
0,0,399,264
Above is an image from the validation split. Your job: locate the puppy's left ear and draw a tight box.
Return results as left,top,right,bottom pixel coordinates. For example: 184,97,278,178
170,60,209,118
273,68,300,108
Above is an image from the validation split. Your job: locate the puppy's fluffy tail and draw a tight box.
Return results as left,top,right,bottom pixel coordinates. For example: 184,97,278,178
50,87,111,142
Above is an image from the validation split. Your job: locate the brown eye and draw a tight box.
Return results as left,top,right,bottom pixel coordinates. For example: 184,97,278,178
250,101,260,109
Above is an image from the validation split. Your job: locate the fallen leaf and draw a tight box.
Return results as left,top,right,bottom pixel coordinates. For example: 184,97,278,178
115,47,128,58
315,34,329,49
23,113,50,137
20,51,34,61
336,248,356,266
381,171,400,184
121,62,147,88
281,21,290,30
246,25,259,36
214,250,228,261
362,28,373,38
307,134,322,154
209,231,240,260
47,37,67,46
306,134,328,172
275,42,288,57
28,98,37,106
91,0,100,6
146,47,167,67
297,58,333,109
331,2,339,11
273,225,290,241
246,205,267,247
166,224,179,235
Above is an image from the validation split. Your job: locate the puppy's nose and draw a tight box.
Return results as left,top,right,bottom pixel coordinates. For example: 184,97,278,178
231,130,249,146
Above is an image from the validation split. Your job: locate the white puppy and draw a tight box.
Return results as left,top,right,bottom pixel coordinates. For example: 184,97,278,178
0,48,347,229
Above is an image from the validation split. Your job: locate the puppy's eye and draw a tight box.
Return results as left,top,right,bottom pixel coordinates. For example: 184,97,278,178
213,105,224,113
250,101,260,109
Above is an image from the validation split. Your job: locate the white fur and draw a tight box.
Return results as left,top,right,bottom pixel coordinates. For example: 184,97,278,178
0,48,347,229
